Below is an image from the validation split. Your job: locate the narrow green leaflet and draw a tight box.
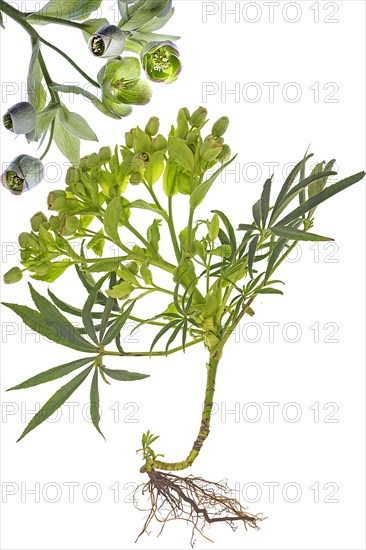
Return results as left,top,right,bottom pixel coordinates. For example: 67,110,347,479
190,156,237,209
150,319,181,351
101,302,135,346
271,226,333,242
212,210,237,257
276,171,366,226
8,357,95,391
269,153,314,224
90,369,104,438
48,289,105,319
265,238,287,281
252,200,261,227
270,170,337,224
82,274,110,345
17,366,93,442
59,105,98,142
248,235,259,278
101,367,149,382
99,273,117,341
260,178,272,227
28,284,97,352
54,113,80,165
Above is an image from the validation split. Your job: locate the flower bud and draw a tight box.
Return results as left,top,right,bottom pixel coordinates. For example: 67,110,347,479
201,137,222,162
99,146,112,163
141,41,181,83
3,102,37,134
89,25,125,58
1,155,44,195
65,166,81,186
30,211,48,232
85,153,100,170
125,131,135,148
217,144,232,163
18,232,39,249
48,190,67,211
130,172,142,185
177,108,189,125
65,215,79,233
145,116,160,137
49,216,61,232
190,107,208,129
212,116,229,137
151,134,168,153
3,267,23,284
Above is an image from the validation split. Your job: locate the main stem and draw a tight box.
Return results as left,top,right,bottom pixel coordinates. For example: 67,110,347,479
151,345,222,472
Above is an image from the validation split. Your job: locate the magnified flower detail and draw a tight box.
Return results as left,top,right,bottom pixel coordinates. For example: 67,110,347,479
1,155,44,195
3,102,37,135
141,41,181,83
98,57,152,116
88,25,126,58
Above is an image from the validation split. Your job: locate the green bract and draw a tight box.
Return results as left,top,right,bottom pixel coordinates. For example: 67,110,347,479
141,40,181,83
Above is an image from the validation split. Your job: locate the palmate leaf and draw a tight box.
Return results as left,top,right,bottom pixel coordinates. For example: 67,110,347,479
3,300,96,354
90,369,104,439
28,284,97,351
270,169,337,224
17,366,93,442
7,357,95,391
276,171,366,226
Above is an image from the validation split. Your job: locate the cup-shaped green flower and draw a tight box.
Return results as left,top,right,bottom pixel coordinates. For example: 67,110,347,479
3,102,37,135
98,57,152,116
88,25,126,58
141,41,181,83
1,155,44,195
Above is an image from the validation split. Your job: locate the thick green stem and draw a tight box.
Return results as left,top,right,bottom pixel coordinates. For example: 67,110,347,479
152,346,222,471
168,197,181,262
186,208,195,254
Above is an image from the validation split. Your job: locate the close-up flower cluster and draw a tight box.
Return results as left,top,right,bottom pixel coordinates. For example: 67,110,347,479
0,0,181,192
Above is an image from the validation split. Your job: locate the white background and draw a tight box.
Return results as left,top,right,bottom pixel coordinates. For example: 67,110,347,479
0,1,365,549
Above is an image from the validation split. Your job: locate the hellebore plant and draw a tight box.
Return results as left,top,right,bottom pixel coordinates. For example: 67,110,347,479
0,0,180,191
3,107,365,544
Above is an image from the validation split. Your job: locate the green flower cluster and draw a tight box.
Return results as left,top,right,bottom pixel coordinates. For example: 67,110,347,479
0,0,181,185
3,107,232,285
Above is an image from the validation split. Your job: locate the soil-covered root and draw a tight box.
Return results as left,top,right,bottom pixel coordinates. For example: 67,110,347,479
133,469,264,546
